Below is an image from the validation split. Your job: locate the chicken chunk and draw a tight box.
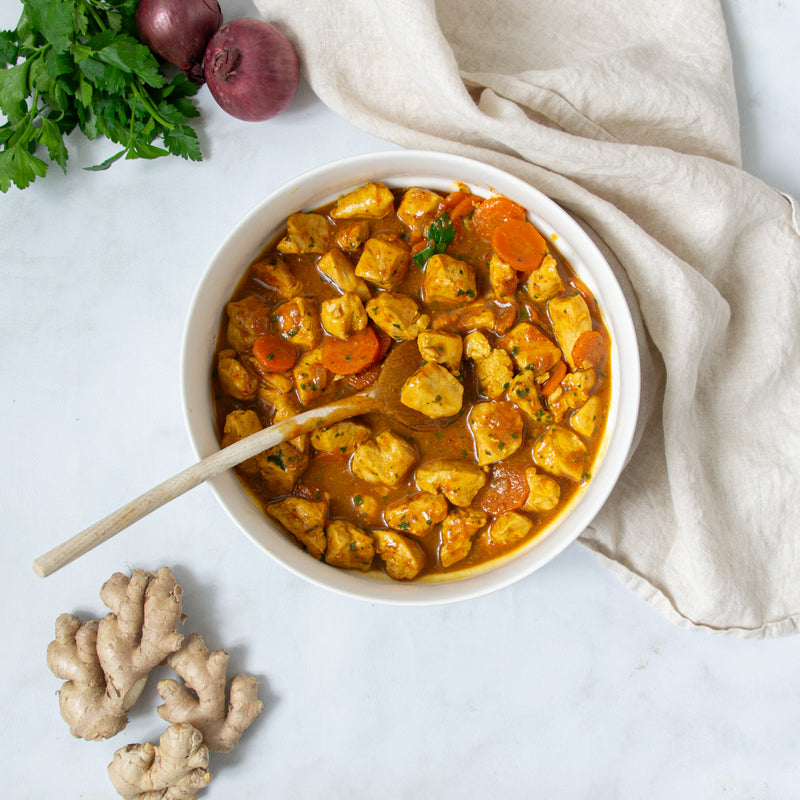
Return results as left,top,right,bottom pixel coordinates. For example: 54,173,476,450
331,182,394,219
522,468,561,513
251,256,302,299
320,292,368,340
325,520,375,571
400,362,464,419
355,235,410,289
384,491,448,536
271,391,308,452
396,187,443,239
351,430,417,487
310,420,371,455
273,296,321,349
222,409,262,476
464,331,492,362
533,424,590,482
468,401,525,466
439,508,487,568
489,254,519,301
569,394,604,439
414,459,487,507
217,355,259,401
277,212,330,254
422,253,477,305
498,322,562,376
373,529,426,580
547,368,596,422
489,511,534,545
293,349,329,406
226,295,269,352
365,292,430,340
266,496,327,559
317,248,371,301
334,220,370,252
472,348,514,400
525,253,563,302
257,441,309,496
417,330,463,374
506,370,552,427
548,294,592,369
432,298,517,336
256,369,294,402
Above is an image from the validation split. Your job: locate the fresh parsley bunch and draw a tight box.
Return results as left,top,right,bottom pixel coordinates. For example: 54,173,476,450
0,0,202,192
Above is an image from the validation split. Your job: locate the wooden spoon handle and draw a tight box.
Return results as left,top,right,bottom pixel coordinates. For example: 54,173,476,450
32,394,378,578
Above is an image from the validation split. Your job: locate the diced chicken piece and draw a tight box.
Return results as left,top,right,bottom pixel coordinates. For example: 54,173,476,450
226,295,269,352
317,248,371,301
365,292,430,340
547,368,596,421
293,349,329,406
217,355,259,401
277,212,330,254
256,369,294,402
355,235,410,289
273,296,321,349
473,348,514,399
417,330,463,374
384,491,448,536
373,529,426,580
266,496,327,559
522,468,561,513
320,292,368,340
334,220,370,252
489,254,519,301
439,508,487,568
498,322,562,376
548,294,592,370
533,424,590,482
422,253,477,305
525,253,564,302
415,459,487,507
352,492,382,525
400,362,464,419
464,331,492,361
468,401,524,466
506,370,552,426
257,441,310,497
489,511,534,545
432,299,517,335
310,420,371,455
331,182,394,219
251,256,302,299
221,409,262,476
570,395,604,439
271,391,308,452
396,188,443,239
351,430,417,487
325,520,375,571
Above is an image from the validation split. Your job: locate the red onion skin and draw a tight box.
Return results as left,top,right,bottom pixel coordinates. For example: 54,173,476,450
135,0,223,84
203,19,300,122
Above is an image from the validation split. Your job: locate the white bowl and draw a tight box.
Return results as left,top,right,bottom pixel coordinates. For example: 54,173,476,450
182,150,640,605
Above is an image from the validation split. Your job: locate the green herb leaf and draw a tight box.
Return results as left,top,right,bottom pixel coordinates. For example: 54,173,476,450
413,213,456,266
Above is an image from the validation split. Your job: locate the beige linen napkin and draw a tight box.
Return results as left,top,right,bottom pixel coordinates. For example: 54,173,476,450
257,0,800,637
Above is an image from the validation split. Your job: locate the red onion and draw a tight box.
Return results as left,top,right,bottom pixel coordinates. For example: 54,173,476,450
135,0,223,84
203,18,300,122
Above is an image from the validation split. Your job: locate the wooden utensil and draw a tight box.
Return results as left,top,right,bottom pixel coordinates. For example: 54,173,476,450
33,342,454,578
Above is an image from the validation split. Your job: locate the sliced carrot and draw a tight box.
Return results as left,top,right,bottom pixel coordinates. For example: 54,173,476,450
411,238,429,256
441,190,469,211
471,196,527,242
541,360,567,397
449,195,482,223
491,218,548,271
321,327,381,375
476,462,530,515
571,330,605,368
252,333,297,373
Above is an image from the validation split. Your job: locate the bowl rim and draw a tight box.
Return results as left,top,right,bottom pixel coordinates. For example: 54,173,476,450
181,149,641,605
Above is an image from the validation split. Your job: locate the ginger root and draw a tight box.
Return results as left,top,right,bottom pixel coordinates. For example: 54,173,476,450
156,633,264,752
47,567,184,740
108,723,212,800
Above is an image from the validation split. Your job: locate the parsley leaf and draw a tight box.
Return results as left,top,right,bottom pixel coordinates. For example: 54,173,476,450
413,212,456,266
0,0,203,192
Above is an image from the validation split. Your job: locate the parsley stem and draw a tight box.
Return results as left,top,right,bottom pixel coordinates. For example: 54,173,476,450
131,82,173,130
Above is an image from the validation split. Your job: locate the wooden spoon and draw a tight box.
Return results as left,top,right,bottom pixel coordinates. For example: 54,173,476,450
33,341,455,577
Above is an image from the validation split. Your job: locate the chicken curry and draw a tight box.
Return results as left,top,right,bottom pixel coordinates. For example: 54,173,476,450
212,181,611,581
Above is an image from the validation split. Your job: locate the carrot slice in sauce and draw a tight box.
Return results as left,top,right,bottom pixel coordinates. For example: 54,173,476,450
571,330,605,368
471,196,527,242
476,462,530,515
321,327,381,375
541,360,567,397
252,333,297,373
492,218,549,271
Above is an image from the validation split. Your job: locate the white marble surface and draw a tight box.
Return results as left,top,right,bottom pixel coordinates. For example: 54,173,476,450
3,1,800,797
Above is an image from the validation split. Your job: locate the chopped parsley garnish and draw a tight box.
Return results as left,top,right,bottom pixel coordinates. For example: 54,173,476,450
413,213,456,266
